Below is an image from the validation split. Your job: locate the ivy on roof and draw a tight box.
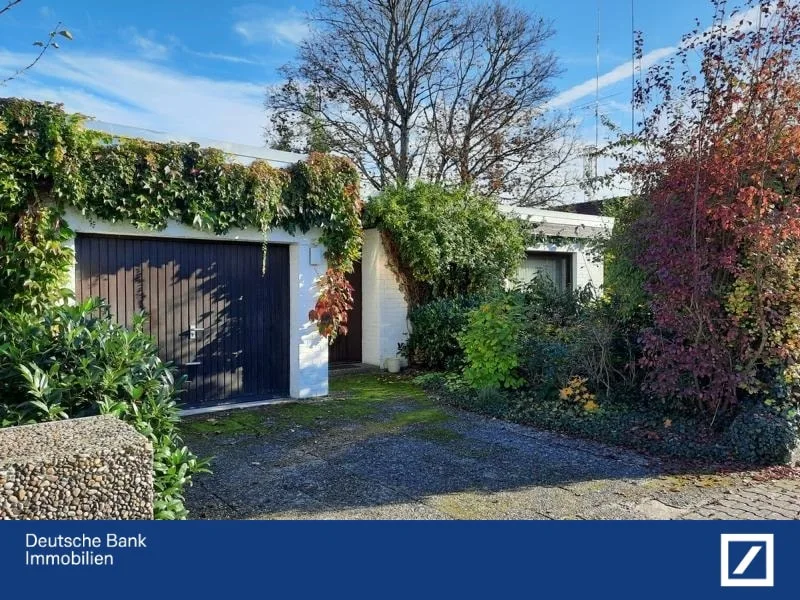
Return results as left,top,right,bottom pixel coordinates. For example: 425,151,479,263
0,97,362,337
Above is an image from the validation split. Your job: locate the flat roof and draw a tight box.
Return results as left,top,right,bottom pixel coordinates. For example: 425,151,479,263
84,120,306,169
498,204,614,239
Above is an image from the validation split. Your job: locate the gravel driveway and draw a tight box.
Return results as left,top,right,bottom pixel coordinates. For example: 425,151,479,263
182,374,800,520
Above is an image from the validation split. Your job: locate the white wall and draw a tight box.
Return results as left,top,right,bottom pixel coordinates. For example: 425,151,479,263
361,229,409,368
63,207,328,400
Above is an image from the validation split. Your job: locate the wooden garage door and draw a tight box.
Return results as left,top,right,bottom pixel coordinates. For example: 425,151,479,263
75,235,290,408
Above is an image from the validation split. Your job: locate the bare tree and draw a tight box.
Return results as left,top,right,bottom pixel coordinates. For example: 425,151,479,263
0,1,73,85
267,0,572,204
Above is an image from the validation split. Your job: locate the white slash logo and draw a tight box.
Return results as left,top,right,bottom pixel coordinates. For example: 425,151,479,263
720,534,774,587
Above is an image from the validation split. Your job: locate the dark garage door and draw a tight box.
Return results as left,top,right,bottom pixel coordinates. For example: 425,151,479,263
329,260,362,364
75,235,290,408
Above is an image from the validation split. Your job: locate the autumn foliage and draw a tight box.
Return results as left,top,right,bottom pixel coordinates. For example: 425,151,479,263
627,0,800,417
309,268,355,341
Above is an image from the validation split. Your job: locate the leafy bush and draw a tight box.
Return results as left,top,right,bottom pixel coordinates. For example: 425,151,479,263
518,337,570,397
0,299,208,519
459,298,524,389
402,295,484,369
411,372,448,390
619,1,800,415
516,279,644,402
363,182,526,304
722,402,799,465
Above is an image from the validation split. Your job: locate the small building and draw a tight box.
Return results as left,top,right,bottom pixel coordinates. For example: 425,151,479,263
342,207,613,371
71,122,613,409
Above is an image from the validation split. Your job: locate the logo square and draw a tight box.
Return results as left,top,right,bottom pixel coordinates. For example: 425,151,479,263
720,533,774,587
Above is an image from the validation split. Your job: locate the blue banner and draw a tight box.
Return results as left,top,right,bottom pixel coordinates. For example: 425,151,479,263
0,521,795,598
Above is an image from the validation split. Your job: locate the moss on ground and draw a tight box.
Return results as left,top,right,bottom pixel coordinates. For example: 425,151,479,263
182,410,266,435
181,373,452,441
329,373,429,400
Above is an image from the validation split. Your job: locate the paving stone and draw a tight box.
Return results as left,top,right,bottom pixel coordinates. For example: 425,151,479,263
184,390,800,521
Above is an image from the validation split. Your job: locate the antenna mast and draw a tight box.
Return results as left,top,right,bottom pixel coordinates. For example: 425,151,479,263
631,0,635,135
595,0,600,180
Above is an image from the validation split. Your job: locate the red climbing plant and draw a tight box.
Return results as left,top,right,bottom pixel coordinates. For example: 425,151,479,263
626,0,800,416
308,268,355,341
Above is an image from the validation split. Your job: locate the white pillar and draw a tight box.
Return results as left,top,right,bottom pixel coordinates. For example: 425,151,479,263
289,243,329,397
361,229,409,369
64,234,77,300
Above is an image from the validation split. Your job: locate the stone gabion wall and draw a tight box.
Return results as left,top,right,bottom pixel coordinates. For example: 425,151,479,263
0,415,153,519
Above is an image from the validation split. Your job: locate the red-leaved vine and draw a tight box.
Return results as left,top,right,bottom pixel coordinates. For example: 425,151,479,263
623,0,800,417
309,268,355,340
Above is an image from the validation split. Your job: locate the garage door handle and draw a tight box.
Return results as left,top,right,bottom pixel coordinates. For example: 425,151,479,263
183,361,202,367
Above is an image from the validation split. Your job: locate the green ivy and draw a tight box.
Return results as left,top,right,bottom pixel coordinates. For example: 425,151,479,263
363,182,525,305
0,97,362,313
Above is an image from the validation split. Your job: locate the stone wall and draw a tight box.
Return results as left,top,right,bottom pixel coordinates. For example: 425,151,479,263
0,415,153,519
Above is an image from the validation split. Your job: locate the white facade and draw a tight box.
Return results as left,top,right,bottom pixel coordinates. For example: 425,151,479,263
360,208,614,370
502,205,611,291
361,229,410,369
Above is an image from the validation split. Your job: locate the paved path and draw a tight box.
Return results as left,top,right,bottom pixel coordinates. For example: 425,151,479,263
183,377,800,520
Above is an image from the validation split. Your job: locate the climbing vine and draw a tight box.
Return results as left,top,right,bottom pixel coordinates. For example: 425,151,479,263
363,182,526,305
0,97,361,337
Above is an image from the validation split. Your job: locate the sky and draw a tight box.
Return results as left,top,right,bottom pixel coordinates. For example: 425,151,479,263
0,0,723,147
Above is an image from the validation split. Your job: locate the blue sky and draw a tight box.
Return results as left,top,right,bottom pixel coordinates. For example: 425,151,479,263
0,0,724,146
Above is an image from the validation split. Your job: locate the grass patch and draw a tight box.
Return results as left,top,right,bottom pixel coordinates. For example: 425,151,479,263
388,407,450,428
181,411,265,435
330,373,429,400
183,373,433,437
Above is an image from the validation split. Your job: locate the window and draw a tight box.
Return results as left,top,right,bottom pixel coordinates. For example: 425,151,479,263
517,252,573,291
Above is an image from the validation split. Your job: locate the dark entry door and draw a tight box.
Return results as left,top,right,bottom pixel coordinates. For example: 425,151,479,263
75,235,290,407
329,261,362,363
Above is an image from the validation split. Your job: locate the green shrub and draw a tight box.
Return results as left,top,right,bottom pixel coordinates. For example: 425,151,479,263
517,279,644,402
402,295,483,369
412,372,448,390
363,182,527,304
519,337,571,394
722,402,799,465
459,298,524,390
0,299,208,519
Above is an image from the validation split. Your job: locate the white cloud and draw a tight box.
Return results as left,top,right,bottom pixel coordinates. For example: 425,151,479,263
234,17,309,45
124,29,171,61
131,35,170,61
0,50,268,145
547,2,769,110
547,46,675,110
183,49,260,65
